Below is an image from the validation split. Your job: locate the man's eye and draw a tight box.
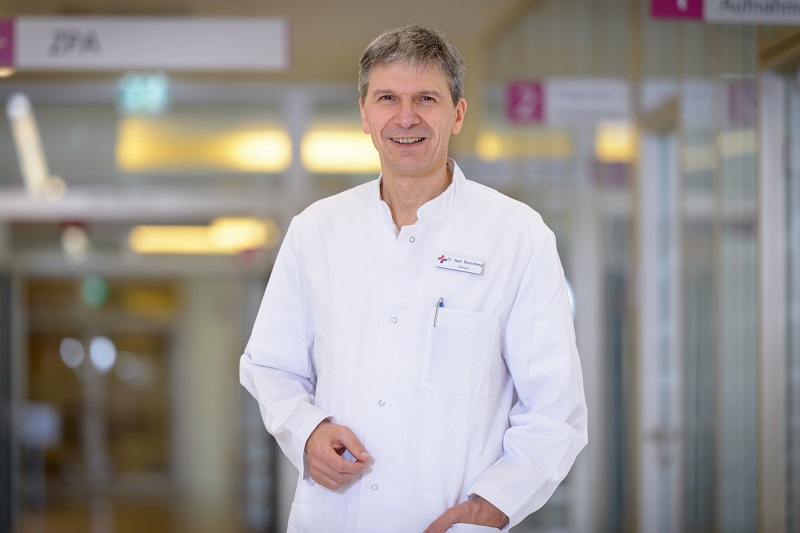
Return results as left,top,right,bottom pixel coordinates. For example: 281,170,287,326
420,96,435,102
379,95,393,101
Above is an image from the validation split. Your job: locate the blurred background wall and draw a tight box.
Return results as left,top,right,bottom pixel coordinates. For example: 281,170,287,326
0,0,799,532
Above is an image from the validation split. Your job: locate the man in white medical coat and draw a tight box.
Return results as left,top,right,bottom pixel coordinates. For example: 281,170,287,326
240,25,588,532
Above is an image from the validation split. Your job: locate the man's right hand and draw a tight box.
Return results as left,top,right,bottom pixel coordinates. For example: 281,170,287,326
305,420,371,490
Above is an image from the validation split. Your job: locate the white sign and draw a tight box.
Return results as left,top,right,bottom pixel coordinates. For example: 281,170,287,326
14,16,289,71
704,0,800,24
640,79,678,114
545,79,631,126
681,79,715,129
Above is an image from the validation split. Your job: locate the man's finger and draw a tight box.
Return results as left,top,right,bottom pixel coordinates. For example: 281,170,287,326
423,505,460,533
311,469,343,490
313,450,366,482
327,452,369,475
338,426,372,462
423,497,508,532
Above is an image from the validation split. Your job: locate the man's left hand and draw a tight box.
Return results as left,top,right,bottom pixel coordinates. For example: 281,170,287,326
423,496,508,533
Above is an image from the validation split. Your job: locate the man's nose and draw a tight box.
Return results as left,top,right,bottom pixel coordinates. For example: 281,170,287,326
395,100,420,128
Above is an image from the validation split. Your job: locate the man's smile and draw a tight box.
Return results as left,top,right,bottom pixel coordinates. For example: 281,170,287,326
391,137,425,144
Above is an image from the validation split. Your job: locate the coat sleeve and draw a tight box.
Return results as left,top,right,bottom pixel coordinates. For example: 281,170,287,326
240,218,332,480
468,228,588,529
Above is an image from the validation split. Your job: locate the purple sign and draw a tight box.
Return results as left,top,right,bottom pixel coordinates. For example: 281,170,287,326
651,0,703,20
506,81,544,124
0,19,13,67
727,80,756,128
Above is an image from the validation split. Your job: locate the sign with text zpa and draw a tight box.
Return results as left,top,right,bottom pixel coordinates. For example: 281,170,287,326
10,17,289,71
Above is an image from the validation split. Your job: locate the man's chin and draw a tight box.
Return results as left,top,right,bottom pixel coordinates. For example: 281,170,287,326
381,159,431,177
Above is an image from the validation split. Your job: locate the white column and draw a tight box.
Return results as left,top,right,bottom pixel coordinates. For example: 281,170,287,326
570,129,606,533
173,278,244,532
757,71,787,533
637,129,683,533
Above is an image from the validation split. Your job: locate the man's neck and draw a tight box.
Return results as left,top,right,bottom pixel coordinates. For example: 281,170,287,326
380,162,453,229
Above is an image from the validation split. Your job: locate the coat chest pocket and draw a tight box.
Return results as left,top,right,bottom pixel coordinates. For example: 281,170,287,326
420,307,499,398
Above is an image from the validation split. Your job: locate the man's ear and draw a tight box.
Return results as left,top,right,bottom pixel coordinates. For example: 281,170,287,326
451,98,467,135
359,99,371,134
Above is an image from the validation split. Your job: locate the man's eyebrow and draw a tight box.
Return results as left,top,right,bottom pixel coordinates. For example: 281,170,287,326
370,89,445,97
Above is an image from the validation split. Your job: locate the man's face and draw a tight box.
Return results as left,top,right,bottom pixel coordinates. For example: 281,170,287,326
359,61,466,180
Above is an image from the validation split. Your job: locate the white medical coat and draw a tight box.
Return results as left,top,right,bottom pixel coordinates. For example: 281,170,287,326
240,161,588,532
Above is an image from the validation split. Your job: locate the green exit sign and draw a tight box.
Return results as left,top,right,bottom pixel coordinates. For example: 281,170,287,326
117,71,169,115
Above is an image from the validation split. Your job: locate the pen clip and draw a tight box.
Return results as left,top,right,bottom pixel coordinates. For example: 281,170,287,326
433,297,444,327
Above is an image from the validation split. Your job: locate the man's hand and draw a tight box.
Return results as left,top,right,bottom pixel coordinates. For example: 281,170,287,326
304,420,371,490
423,496,508,533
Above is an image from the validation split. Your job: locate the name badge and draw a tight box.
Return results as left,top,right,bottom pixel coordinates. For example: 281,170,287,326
436,254,484,275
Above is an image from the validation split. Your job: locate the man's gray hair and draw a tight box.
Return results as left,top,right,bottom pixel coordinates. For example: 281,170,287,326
358,25,466,105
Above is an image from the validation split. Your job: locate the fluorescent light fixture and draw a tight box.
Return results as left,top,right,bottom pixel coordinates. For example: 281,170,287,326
301,128,380,173
116,117,292,173
683,144,716,172
60,338,85,369
129,217,279,255
223,131,293,172
476,129,572,161
718,129,756,158
6,93,62,198
595,121,636,163
89,336,117,373
476,132,504,162
0,68,15,78
61,224,91,263
42,176,66,201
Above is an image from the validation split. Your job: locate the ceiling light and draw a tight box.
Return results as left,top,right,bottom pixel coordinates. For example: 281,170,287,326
476,132,504,162
116,117,291,173
89,336,117,373
595,121,636,163
301,128,380,173
682,144,716,172
60,338,85,369
475,129,573,161
718,129,756,158
61,224,91,263
128,217,279,255
6,93,59,198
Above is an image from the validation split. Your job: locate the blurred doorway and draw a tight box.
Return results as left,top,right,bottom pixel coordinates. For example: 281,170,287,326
17,277,177,533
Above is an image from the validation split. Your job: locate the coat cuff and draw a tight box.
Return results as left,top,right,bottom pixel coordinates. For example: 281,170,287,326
284,402,334,483
468,481,520,531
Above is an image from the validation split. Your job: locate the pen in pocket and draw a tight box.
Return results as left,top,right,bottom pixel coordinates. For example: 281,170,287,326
433,297,444,327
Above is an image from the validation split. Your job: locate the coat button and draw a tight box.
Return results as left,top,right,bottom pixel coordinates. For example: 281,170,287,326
409,236,416,243
378,400,385,406
391,317,398,323
371,484,378,491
